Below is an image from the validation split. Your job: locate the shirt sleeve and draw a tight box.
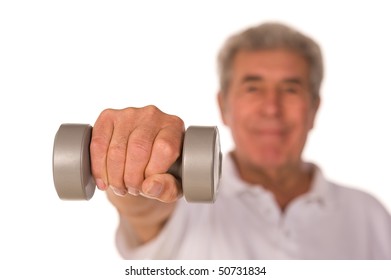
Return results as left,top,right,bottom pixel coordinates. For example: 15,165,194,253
115,199,188,259
365,194,391,259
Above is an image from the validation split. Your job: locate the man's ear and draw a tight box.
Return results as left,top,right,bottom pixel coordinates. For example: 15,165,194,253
309,96,321,130
217,92,228,125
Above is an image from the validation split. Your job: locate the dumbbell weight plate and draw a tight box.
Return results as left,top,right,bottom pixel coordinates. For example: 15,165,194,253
182,126,221,202
53,124,95,200
52,124,222,202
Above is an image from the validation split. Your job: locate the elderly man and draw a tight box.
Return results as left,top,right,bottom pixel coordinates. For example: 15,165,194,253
90,22,391,259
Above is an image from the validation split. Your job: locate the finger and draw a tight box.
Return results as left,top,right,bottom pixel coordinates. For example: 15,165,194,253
141,173,182,203
145,120,184,177
123,125,158,196
90,110,114,191
106,121,132,196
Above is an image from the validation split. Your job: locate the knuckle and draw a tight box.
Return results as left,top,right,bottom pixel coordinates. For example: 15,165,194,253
128,137,152,157
154,138,180,160
107,139,128,163
90,136,107,153
140,105,172,123
142,105,161,116
121,107,137,120
98,108,115,120
168,114,185,128
108,143,127,158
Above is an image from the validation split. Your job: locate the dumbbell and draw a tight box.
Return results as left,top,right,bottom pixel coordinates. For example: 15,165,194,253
52,124,222,203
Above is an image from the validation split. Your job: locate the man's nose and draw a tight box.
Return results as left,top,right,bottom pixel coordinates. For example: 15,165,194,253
261,89,281,117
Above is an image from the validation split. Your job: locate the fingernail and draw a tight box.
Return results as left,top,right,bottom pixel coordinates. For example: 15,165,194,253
109,185,127,197
96,179,107,190
144,181,163,198
127,186,140,196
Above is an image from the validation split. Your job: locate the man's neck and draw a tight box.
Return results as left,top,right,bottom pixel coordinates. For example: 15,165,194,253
232,153,313,211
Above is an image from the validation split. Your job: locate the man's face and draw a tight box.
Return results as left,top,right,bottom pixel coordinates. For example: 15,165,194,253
218,49,319,172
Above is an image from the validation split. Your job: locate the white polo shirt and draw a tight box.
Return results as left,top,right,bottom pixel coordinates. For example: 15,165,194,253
116,154,391,259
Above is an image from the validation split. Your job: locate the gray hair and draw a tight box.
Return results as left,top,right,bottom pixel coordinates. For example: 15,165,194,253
217,22,323,100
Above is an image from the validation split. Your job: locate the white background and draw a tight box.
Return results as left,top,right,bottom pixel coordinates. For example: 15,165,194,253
1,0,390,278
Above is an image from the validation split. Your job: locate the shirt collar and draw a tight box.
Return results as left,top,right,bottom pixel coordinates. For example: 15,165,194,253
219,153,333,208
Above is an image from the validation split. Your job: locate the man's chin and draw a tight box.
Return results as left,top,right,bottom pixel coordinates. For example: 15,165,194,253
233,150,288,170
251,150,293,168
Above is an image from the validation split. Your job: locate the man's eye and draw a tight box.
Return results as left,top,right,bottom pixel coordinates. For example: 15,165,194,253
281,87,297,94
246,86,259,92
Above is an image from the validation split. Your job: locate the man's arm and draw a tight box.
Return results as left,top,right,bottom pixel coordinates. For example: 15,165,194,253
106,190,177,244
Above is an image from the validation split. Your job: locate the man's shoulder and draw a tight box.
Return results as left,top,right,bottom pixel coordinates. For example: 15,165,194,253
327,179,390,218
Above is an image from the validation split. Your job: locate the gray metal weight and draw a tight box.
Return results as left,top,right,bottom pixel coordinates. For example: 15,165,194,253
53,124,222,203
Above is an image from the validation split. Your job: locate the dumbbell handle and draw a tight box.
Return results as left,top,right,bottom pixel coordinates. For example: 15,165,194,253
53,124,221,202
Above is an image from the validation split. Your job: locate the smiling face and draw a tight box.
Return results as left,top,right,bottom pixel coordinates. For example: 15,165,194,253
218,49,320,176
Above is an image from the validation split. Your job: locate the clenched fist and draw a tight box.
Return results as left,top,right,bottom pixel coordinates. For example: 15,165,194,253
90,105,185,203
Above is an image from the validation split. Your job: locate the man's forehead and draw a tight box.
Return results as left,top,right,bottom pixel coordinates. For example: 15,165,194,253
234,49,307,66
232,49,310,80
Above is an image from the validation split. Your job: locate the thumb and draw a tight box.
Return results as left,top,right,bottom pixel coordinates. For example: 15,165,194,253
141,174,182,203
